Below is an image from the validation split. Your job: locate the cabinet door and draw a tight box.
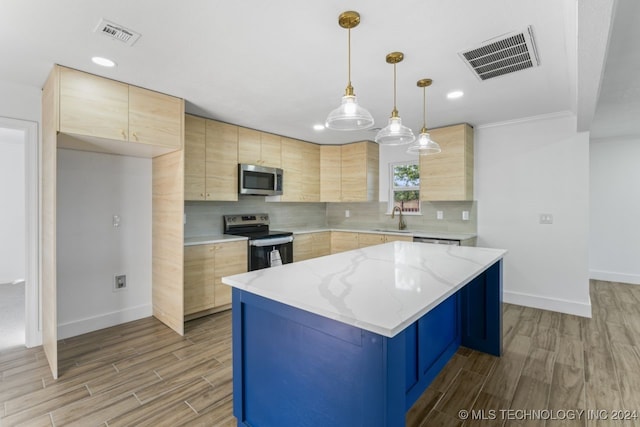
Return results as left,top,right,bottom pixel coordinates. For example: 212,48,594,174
341,142,378,202
184,245,215,315
331,232,359,254
302,143,320,202
320,145,342,202
281,138,305,201
129,86,183,148
293,234,313,262
184,115,206,200
58,66,129,140
312,232,331,258
358,233,385,248
260,132,282,168
214,241,247,307
420,124,473,201
206,120,239,201
238,127,262,165
385,234,413,243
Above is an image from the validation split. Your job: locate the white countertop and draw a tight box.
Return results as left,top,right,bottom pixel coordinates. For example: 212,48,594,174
222,242,506,338
290,228,476,242
184,234,248,246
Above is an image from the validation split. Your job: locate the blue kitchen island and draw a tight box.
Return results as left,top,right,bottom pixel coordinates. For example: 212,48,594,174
222,241,506,427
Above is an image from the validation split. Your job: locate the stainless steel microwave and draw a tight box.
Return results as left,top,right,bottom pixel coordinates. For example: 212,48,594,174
238,164,283,196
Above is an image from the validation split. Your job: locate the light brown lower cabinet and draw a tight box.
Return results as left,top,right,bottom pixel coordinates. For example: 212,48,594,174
330,231,359,254
294,232,332,262
183,240,247,317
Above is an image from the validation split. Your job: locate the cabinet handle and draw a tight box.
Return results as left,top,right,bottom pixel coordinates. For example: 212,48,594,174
121,130,127,139
132,132,139,141
200,193,205,198
206,193,211,198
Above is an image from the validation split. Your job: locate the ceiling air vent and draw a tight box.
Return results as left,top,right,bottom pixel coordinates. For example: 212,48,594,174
458,26,540,81
94,19,141,46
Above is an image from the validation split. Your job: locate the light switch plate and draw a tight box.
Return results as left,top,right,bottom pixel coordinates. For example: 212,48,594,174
436,211,444,220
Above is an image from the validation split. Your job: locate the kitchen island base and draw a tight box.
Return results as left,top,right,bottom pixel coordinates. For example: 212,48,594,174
231,260,502,427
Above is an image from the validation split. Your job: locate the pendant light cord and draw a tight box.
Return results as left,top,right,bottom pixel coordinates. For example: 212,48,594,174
393,63,397,112
422,86,427,129
347,28,352,89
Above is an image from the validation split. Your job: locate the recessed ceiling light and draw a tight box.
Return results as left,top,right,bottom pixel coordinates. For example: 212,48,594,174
447,90,464,99
91,56,116,67
313,124,325,131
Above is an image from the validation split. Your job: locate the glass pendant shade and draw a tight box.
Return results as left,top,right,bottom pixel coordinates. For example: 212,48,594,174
406,130,441,155
375,51,415,145
407,78,441,155
326,11,374,131
326,94,375,130
375,115,415,145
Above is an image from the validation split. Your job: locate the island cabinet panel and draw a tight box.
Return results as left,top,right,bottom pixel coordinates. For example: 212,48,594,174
230,259,503,427
420,123,474,201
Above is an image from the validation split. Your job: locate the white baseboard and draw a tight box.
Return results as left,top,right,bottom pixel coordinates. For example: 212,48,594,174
57,304,153,340
589,270,640,285
503,290,592,318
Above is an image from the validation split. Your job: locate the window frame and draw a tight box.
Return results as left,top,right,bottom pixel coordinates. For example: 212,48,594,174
388,160,421,215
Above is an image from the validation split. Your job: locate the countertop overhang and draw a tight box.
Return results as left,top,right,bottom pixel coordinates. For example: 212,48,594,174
222,242,506,337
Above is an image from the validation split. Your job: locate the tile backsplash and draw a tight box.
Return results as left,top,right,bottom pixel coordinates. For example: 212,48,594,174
185,197,477,237
184,197,327,237
326,201,477,234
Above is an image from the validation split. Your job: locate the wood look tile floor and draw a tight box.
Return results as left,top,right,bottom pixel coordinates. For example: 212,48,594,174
2,280,640,426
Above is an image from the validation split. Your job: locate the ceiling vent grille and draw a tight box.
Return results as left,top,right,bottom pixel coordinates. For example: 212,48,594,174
458,26,540,81
94,19,141,46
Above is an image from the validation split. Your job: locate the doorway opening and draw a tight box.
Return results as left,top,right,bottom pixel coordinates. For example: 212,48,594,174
0,117,40,350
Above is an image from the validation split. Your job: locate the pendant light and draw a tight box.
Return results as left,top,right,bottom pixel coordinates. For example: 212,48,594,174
375,52,415,145
325,11,374,131
407,79,442,155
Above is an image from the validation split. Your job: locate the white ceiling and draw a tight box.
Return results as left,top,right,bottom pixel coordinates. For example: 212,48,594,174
0,0,632,144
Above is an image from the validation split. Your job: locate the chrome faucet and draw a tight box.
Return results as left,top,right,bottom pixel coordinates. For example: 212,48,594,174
391,206,407,230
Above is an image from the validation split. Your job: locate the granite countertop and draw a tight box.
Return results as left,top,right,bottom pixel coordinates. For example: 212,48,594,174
222,242,506,337
184,234,248,246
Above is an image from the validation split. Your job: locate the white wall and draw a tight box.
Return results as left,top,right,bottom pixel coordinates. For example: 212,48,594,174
56,149,152,339
475,113,591,317
590,137,640,284
0,79,41,122
0,129,26,283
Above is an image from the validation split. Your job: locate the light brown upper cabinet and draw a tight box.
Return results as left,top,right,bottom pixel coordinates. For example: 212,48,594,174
184,115,239,201
420,123,474,201
321,141,378,202
57,65,183,150
238,127,282,168
320,145,342,202
280,137,320,202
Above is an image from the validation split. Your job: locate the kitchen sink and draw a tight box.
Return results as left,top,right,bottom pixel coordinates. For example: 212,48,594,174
373,228,412,234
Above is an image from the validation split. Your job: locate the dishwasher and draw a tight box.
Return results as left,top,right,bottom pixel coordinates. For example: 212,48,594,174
413,236,461,246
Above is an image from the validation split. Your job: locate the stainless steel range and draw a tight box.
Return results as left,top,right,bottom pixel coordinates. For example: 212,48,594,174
223,214,294,271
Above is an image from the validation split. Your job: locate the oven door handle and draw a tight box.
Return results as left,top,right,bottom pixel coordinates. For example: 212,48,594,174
249,236,294,247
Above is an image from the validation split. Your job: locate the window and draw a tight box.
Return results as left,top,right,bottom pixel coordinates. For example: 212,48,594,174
389,161,420,214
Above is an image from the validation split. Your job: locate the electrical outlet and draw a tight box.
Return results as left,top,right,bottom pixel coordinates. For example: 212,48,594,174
114,274,127,290
462,211,470,221
436,211,444,220
539,214,553,224
345,210,350,218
